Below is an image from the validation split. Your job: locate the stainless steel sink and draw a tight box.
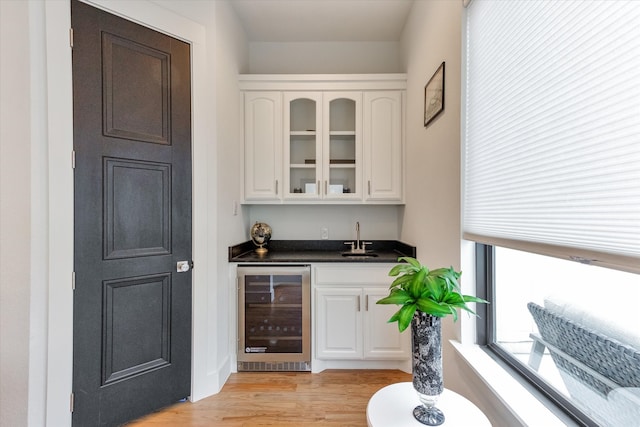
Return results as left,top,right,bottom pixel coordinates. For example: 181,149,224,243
341,252,378,258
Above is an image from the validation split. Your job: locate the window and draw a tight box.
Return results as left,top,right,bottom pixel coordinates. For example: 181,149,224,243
480,245,640,426
463,1,640,425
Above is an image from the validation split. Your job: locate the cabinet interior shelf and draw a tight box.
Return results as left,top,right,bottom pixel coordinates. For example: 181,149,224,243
246,303,302,308
302,159,355,165
247,336,302,341
290,131,316,136
329,131,356,136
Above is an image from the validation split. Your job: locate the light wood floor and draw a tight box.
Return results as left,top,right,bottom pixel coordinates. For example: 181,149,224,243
126,370,412,426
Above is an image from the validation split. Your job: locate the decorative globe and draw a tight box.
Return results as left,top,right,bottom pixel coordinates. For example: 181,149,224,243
250,222,272,254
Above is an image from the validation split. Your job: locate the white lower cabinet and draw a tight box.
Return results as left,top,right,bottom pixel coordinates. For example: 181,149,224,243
315,287,362,359
364,286,409,359
313,265,410,366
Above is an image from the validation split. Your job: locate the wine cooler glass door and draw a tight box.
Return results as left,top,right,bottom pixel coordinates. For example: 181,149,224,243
237,266,311,368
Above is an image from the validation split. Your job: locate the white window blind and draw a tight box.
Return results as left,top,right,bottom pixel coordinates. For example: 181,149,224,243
463,1,640,272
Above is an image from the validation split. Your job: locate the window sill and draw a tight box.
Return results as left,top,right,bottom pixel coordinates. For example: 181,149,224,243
450,341,580,427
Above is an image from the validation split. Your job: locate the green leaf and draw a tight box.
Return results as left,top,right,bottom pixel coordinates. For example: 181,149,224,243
429,267,449,276
431,267,461,292
389,264,407,276
407,267,426,299
396,304,417,332
458,305,478,317
423,274,442,301
443,292,464,305
390,274,414,289
462,295,489,304
415,298,451,316
398,256,422,270
377,289,413,305
388,310,401,323
388,263,412,277
380,257,487,324
450,306,459,322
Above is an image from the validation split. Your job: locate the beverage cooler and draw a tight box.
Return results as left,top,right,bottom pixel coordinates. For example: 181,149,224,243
237,265,311,371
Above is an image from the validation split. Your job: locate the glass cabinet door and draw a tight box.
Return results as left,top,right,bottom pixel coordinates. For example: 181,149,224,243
323,92,362,200
284,92,362,201
284,93,322,199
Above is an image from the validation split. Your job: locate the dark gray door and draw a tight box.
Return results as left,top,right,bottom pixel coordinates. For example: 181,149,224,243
71,1,192,425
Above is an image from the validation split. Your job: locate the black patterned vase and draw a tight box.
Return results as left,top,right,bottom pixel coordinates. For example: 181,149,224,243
411,312,444,426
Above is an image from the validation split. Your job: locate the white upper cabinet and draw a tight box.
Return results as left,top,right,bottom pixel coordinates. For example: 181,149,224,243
283,92,322,200
322,92,362,201
243,92,282,201
284,92,362,201
240,75,405,204
364,91,403,202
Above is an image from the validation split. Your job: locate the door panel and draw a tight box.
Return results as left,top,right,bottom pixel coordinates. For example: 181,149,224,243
103,158,171,259
72,1,192,425
102,32,170,144
102,273,171,384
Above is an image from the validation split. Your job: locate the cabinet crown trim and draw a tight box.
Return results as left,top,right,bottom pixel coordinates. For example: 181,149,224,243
239,74,407,91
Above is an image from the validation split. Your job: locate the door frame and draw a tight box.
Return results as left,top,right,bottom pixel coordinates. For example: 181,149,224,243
45,1,219,425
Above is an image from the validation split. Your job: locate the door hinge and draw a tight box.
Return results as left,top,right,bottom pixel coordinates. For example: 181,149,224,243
72,271,76,291
69,28,74,49
70,392,74,413
71,150,76,169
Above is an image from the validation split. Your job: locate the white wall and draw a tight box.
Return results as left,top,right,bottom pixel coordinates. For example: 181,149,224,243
1,1,524,425
245,38,406,242
248,205,404,242
249,41,403,74
213,0,250,384
400,1,521,425
0,2,36,425
0,0,250,425
151,0,251,397
1,1,53,425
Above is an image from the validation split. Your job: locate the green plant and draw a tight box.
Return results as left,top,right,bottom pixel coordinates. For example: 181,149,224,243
377,257,488,332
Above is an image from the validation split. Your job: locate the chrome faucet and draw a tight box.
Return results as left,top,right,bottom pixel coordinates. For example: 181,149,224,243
344,221,372,253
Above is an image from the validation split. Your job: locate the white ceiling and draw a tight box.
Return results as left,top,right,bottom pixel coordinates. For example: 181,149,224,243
229,0,415,42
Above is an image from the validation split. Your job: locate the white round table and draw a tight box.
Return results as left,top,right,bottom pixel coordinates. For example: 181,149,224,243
367,382,491,427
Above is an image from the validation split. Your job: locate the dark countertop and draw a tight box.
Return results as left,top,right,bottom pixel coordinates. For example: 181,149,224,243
228,240,416,263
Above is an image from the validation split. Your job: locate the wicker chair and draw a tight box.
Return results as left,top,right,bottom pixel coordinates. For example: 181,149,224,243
527,302,640,425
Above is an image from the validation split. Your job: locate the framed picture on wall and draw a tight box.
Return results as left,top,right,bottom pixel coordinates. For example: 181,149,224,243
424,61,445,127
